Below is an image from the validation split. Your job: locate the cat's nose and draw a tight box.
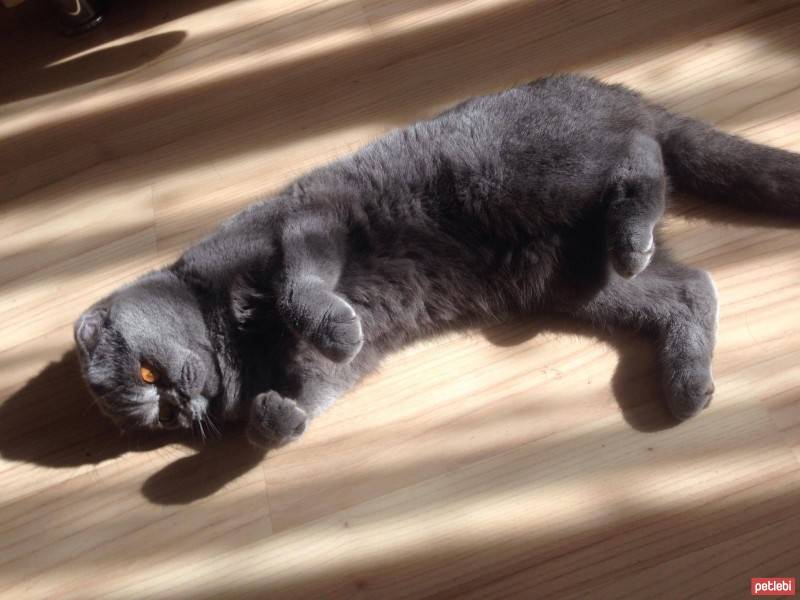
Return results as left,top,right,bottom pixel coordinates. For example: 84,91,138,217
163,389,188,407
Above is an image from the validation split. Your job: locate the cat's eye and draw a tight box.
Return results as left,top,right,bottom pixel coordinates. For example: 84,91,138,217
139,363,160,384
159,403,176,424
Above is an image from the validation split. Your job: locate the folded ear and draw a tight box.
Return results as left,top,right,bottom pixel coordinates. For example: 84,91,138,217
74,307,107,356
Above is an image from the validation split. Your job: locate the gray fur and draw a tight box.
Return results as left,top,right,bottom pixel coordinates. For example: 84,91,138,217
75,74,800,447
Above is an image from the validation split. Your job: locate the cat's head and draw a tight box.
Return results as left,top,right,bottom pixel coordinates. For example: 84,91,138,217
74,270,221,434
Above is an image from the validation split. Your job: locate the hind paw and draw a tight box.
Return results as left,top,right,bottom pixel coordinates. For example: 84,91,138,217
664,365,715,421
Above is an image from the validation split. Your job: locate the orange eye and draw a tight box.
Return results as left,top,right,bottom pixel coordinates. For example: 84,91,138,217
139,364,159,384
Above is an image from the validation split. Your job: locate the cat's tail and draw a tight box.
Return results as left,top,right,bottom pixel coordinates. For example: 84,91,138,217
655,109,800,215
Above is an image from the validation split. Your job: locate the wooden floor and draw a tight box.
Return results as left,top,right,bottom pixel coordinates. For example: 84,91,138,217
1,0,800,598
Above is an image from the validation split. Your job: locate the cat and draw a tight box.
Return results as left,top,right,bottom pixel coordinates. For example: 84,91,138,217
74,74,800,448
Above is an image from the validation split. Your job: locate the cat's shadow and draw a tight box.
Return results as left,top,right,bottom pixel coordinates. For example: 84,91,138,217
0,350,266,504
0,324,672,506
482,317,676,432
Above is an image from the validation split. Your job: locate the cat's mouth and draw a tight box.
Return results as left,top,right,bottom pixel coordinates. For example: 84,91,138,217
157,402,181,429
156,389,193,429
155,392,214,438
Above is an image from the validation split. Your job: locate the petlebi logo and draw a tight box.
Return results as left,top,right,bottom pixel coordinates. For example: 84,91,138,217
751,578,796,596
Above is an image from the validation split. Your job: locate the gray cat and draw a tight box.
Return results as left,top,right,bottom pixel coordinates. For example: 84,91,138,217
74,75,800,447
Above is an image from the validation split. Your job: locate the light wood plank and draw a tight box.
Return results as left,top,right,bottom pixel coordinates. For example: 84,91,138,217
1,0,799,598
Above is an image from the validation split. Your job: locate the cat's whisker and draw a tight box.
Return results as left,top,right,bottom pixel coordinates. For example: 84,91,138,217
196,418,207,443
204,413,221,438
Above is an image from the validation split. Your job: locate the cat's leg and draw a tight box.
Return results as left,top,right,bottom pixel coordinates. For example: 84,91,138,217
245,379,351,448
558,254,718,420
606,132,667,278
246,348,364,447
277,212,363,363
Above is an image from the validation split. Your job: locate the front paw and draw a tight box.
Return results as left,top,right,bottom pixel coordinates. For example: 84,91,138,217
610,233,655,279
247,391,308,448
313,296,364,363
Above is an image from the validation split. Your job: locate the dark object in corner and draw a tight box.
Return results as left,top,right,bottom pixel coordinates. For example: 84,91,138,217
50,0,103,36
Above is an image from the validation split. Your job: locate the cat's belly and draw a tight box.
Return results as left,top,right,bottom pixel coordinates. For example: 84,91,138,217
341,231,557,351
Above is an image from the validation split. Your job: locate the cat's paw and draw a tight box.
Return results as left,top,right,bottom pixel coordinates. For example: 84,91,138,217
610,233,655,279
247,391,308,448
313,297,364,363
663,365,715,421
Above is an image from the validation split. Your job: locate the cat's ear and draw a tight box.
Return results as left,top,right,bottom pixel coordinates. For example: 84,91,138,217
74,307,107,356
179,350,207,397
